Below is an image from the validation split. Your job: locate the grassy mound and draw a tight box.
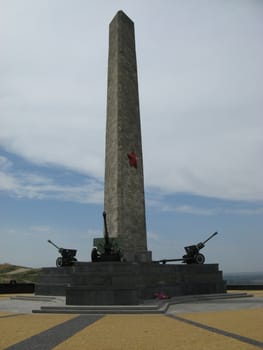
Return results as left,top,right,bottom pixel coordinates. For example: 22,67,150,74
0,263,41,283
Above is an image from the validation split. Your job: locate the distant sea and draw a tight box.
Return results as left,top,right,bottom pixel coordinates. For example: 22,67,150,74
224,272,263,285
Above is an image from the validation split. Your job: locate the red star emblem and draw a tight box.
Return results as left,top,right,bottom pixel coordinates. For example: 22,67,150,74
127,151,138,168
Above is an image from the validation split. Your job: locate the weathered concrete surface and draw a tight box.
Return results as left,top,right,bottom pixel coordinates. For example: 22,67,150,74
35,266,74,296
104,11,150,262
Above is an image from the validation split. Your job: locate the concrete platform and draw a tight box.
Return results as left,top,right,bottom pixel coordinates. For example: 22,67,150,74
35,262,226,305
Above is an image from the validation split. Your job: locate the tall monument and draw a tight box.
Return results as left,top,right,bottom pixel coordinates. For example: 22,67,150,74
104,11,151,262
35,11,226,304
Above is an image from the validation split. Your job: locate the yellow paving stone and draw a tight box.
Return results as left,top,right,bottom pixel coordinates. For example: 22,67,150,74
0,313,77,350
181,308,263,342
0,295,10,299
249,291,263,297
0,293,32,299
53,315,259,350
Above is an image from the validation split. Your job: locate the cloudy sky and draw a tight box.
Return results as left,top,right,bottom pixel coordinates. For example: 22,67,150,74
0,0,262,273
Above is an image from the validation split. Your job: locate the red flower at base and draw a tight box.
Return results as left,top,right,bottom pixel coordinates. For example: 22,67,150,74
154,292,171,300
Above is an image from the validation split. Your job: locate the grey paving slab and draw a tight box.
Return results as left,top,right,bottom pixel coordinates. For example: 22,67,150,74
0,296,65,314
167,296,263,314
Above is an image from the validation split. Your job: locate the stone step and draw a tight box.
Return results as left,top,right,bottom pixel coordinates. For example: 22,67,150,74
33,304,167,314
32,293,251,314
11,295,57,302
33,302,168,314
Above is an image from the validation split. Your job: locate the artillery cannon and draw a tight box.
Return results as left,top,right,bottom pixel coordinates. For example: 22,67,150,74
182,231,218,264
157,232,218,265
91,211,122,262
47,240,78,267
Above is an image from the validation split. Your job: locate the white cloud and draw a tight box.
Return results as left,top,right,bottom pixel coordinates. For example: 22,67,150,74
146,193,263,216
0,171,17,191
0,1,262,202
163,205,216,216
0,156,103,203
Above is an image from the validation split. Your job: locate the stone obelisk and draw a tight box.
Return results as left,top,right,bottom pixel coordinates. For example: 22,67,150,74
104,11,151,262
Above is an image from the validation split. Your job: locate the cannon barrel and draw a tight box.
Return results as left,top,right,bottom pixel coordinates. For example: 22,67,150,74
91,211,122,262
48,240,77,267
202,231,218,245
47,239,61,250
103,211,110,246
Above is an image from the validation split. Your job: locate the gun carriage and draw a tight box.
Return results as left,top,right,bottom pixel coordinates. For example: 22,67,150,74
157,232,218,265
91,211,122,262
48,240,78,267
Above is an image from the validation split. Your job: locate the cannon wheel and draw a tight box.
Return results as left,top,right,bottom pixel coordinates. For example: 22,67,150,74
194,253,205,264
56,257,63,267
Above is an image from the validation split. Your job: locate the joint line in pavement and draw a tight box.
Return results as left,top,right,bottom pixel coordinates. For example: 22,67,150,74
3,314,104,350
167,314,263,349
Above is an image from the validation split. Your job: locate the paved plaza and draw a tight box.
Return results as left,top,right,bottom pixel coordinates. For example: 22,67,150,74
0,291,262,349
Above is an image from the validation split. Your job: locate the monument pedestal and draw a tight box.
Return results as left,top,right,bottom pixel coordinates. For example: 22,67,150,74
35,266,74,296
35,262,226,305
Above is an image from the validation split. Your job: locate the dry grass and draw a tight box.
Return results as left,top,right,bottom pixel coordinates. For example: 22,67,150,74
0,263,41,283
